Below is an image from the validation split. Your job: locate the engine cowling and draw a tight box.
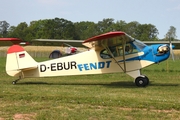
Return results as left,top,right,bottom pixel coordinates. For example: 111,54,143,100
157,45,169,54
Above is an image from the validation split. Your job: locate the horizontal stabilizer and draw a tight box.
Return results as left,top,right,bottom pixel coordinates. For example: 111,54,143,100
19,66,38,72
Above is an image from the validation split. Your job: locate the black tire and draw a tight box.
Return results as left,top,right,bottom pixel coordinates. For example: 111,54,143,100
144,75,149,85
135,75,149,87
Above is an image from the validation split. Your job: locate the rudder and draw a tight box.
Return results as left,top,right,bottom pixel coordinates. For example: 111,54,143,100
6,45,37,77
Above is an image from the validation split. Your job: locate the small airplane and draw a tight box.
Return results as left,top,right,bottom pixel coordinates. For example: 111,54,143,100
0,38,30,46
6,31,173,87
32,39,81,59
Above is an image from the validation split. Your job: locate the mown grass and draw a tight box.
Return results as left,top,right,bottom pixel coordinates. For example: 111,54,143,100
0,57,180,119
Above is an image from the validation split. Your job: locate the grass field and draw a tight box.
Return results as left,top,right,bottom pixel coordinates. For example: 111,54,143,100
0,56,180,119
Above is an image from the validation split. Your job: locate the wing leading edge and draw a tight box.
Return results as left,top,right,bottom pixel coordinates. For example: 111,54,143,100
0,38,22,46
32,39,84,47
82,31,134,49
32,32,134,49
0,38,30,46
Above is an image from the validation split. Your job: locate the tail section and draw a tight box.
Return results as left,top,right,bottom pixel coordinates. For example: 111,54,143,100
6,45,37,77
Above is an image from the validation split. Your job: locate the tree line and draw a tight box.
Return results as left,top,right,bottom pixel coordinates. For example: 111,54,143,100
0,18,177,42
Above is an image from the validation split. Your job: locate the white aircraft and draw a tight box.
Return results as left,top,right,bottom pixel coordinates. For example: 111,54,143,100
6,31,173,87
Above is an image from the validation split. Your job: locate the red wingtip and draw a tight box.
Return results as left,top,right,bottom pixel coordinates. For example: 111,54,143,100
7,45,25,54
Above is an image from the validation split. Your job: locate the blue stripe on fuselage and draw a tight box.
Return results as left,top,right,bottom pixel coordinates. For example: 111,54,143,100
118,45,170,63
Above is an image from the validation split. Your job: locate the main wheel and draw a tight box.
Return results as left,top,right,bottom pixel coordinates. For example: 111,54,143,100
144,75,149,85
135,75,149,87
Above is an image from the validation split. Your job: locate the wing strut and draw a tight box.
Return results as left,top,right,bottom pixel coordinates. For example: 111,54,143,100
101,40,127,73
122,39,127,72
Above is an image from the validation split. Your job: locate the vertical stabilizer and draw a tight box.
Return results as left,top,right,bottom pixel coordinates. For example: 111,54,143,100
6,45,37,77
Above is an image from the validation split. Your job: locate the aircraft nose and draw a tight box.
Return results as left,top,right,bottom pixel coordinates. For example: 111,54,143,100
157,45,170,54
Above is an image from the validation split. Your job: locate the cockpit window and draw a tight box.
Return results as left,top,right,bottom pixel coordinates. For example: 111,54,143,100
100,49,111,59
133,39,147,51
100,34,147,59
100,42,138,59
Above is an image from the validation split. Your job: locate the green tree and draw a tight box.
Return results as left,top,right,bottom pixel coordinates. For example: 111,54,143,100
7,26,17,37
52,18,76,39
96,18,115,34
31,18,76,39
137,24,159,41
165,26,177,41
4,17,161,42
0,21,10,37
8,22,30,41
17,22,29,40
113,20,127,31
28,20,46,39
74,21,97,39
124,21,140,38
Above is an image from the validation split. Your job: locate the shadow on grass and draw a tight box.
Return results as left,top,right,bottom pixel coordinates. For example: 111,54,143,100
150,82,179,87
17,81,135,88
16,81,179,88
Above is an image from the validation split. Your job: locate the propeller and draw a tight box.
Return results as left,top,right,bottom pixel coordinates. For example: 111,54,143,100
169,37,175,61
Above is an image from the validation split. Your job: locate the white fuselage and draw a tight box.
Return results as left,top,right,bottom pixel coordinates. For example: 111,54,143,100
22,49,154,78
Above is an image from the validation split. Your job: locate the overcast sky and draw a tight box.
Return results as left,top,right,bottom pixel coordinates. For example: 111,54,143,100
1,0,180,39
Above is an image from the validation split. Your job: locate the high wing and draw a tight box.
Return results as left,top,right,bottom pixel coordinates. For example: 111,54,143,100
0,38,22,46
0,38,29,46
83,31,133,49
83,31,135,72
32,39,84,47
32,36,180,49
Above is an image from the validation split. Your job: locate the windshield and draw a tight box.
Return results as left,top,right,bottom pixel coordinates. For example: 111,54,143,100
133,39,147,51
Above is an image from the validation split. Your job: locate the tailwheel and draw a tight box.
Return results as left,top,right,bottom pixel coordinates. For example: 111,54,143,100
135,75,149,87
12,77,21,85
12,81,17,85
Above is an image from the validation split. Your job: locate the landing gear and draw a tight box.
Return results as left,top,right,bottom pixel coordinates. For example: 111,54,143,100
12,76,21,85
135,75,149,87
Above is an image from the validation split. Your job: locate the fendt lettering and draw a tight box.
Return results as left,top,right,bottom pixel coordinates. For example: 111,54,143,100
77,61,112,71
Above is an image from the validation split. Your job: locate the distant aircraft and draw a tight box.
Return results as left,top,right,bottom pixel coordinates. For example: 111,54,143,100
32,39,82,59
0,38,29,46
6,31,174,87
